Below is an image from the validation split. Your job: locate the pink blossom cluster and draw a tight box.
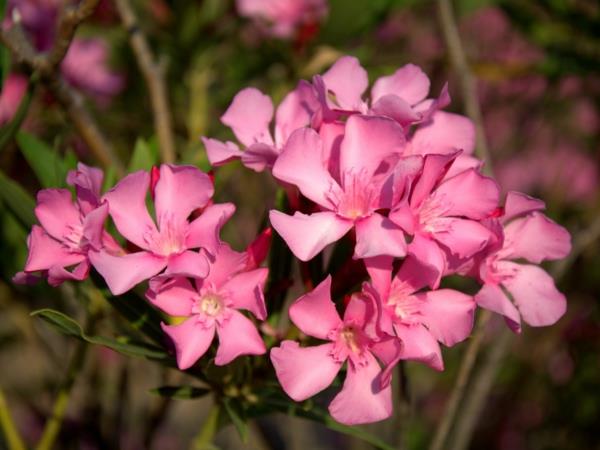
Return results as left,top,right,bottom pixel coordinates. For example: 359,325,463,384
16,163,269,369
203,56,571,424
15,56,572,427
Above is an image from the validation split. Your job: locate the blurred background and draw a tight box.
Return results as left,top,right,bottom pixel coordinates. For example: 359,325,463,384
0,0,599,449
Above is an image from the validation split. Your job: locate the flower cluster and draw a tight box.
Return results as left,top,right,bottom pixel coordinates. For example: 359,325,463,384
16,56,571,426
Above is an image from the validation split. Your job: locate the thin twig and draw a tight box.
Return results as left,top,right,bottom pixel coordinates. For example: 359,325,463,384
437,0,493,175
114,0,176,164
0,387,27,450
428,310,492,450
447,211,600,450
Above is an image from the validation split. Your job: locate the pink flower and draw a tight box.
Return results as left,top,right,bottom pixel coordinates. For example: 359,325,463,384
0,73,28,125
147,244,268,369
15,163,110,286
270,276,399,425
475,191,571,331
89,164,233,295
364,255,475,371
236,0,328,39
202,82,318,172
389,152,499,287
269,114,416,261
61,38,125,105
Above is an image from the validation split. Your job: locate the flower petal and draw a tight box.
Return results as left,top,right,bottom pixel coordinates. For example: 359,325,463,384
202,137,243,167
394,323,444,371
269,210,353,261
354,213,406,259
222,268,268,320
329,352,392,425
475,283,521,332
162,319,215,370
501,262,567,327
432,218,493,259
322,56,368,110
410,152,458,209
103,170,157,249
372,63,430,105
410,111,475,155
272,127,341,209
154,165,213,224
165,250,210,279
146,277,196,317
221,87,274,147
503,191,545,222
419,289,475,346
34,189,81,242
89,250,166,295
289,275,341,339
215,310,266,365
403,234,446,289
186,203,236,255
370,94,421,125
24,226,85,272
274,80,319,145
271,341,341,401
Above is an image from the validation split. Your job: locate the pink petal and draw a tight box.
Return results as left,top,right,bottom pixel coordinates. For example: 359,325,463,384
403,234,446,289
82,202,109,251
433,169,499,219
322,56,368,110
503,191,545,222
410,152,458,209
271,341,341,401
364,256,393,301
162,319,215,370
34,189,81,242
47,260,90,286
89,250,167,295
272,127,341,209
24,226,85,272
370,337,402,387
274,80,319,145
389,202,416,234
339,115,406,180
154,165,213,223
103,170,157,250
501,262,567,327
410,111,475,156
240,143,280,172
146,277,196,317
221,87,274,147
165,250,210,279
215,310,266,365
329,353,392,425
372,63,430,105
354,212,406,259
475,283,521,332
419,289,475,346
204,244,248,286
432,218,493,259
67,163,103,214
222,268,268,320
502,212,571,263
394,323,444,371
269,210,353,261
370,95,421,125
444,155,483,179
289,275,341,339
186,203,236,255
201,137,243,166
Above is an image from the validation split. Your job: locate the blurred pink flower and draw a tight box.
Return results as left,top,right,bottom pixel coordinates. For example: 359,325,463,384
236,0,328,39
0,73,27,125
271,276,398,425
148,244,267,369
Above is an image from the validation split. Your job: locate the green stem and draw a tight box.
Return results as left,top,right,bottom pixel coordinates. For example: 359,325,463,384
191,402,221,450
0,387,27,450
34,325,90,450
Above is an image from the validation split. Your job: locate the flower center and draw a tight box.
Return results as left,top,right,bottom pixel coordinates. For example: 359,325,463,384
200,294,223,317
62,222,85,251
145,213,188,256
328,322,370,366
418,195,450,233
387,292,422,325
334,169,377,220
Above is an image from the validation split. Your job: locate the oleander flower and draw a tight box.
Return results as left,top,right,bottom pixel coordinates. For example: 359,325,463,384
89,164,233,295
271,276,400,425
147,244,268,369
475,191,571,331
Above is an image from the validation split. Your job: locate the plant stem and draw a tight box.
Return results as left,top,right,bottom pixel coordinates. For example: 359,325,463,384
191,402,221,450
0,387,27,450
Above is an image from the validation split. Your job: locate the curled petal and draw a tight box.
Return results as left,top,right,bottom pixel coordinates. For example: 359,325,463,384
186,203,236,255
322,56,368,110
221,87,274,147
372,63,430,105
162,319,215,370
147,277,196,317
475,283,521,332
240,143,279,172
271,341,341,401
222,268,268,320
503,191,545,222
202,137,243,167
394,323,444,371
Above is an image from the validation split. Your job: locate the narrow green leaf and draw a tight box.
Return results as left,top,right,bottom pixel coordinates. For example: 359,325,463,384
222,397,248,442
106,291,166,345
128,137,158,172
16,131,67,187
0,79,34,152
0,170,36,229
31,308,170,361
150,386,211,400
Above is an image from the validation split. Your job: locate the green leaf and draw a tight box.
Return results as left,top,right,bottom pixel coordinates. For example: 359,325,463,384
0,169,36,229
0,79,34,152
222,397,248,442
16,131,67,188
128,137,159,172
150,385,211,400
31,308,170,361
106,291,166,345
